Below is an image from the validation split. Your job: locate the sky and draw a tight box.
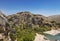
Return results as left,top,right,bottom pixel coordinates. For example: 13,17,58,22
0,0,60,16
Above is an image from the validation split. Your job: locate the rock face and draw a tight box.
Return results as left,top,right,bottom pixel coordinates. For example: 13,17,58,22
0,11,16,41
0,11,10,41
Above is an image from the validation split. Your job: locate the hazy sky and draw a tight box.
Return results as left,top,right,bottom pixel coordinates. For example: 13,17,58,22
0,0,60,16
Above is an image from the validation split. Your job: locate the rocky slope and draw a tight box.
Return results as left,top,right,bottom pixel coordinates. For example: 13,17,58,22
48,15,60,28
7,11,57,28
0,11,59,41
0,11,16,41
48,15,60,23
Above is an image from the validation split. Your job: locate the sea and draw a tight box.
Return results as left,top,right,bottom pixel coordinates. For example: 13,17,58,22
45,33,60,41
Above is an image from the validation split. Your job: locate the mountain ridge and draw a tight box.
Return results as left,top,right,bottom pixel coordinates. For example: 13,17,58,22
7,11,56,27
48,15,60,23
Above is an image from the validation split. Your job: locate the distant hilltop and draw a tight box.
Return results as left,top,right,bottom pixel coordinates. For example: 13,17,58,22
48,15,60,23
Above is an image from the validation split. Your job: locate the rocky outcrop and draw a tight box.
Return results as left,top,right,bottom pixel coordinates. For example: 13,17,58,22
0,11,16,41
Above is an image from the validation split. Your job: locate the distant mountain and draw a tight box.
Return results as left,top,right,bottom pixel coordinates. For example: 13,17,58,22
48,15,60,23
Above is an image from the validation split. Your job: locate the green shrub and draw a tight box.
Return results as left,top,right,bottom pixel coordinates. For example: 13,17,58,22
11,23,51,41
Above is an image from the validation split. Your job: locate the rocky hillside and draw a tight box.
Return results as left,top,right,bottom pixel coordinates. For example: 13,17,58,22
0,11,59,41
7,11,57,28
0,11,16,41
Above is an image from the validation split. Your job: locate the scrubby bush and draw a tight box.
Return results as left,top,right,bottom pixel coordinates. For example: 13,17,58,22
14,25,35,41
